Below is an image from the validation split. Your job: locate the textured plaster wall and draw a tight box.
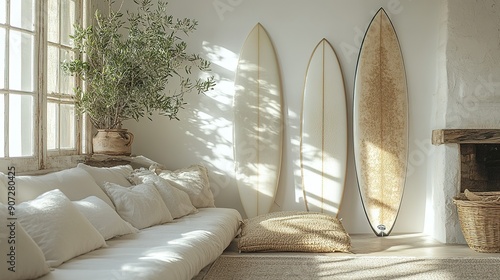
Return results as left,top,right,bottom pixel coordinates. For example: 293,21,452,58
446,0,500,128
431,0,500,243
123,0,442,234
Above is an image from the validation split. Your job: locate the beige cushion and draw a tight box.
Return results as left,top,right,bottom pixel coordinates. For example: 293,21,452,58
128,155,167,170
103,182,173,229
77,163,133,188
238,211,351,253
156,164,215,208
128,168,198,219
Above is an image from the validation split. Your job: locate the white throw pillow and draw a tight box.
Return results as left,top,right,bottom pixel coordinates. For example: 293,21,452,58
157,164,216,208
77,163,133,188
16,189,106,267
73,196,139,240
1,204,50,280
129,155,167,170
129,168,198,219
103,182,173,229
0,167,115,209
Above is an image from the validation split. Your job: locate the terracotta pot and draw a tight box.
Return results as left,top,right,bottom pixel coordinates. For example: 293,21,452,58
92,129,134,156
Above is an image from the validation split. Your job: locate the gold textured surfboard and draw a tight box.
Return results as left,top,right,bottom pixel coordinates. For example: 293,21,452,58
353,8,408,236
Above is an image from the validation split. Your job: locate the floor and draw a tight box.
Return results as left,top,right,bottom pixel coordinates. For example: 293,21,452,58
345,233,499,257
223,233,500,258
193,234,499,279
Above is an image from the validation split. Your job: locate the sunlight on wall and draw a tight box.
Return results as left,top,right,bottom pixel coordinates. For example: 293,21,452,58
182,41,239,198
203,41,239,73
198,38,287,218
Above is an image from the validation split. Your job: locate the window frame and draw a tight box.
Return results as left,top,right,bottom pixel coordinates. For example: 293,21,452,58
0,0,91,173
44,0,82,156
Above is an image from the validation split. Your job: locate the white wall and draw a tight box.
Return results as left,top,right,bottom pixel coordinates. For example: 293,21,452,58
430,0,500,243
123,0,443,234
446,0,500,127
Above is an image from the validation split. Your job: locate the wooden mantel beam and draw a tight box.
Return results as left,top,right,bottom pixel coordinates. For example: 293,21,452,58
432,129,500,145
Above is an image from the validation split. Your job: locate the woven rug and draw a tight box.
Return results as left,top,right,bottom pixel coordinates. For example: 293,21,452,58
201,255,500,280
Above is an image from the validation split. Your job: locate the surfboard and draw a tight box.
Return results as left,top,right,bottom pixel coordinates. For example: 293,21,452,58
353,8,408,236
233,23,283,219
300,39,347,217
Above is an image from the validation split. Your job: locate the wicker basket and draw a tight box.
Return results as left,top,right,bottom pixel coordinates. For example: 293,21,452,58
453,192,500,253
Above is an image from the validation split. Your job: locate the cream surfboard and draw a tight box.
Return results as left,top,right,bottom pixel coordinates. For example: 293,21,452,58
300,39,347,217
233,23,283,219
353,8,408,236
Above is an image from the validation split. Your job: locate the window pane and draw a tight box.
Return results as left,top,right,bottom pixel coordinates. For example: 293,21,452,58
60,49,75,95
0,94,4,157
0,0,6,24
47,45,59,94
9,94,33,157
0,28,5,89
61,0,76,47
81,113,87,153
47,102,58,150
60,103,75,149
47,0,59,43
10,0,35,31
9,30,34,92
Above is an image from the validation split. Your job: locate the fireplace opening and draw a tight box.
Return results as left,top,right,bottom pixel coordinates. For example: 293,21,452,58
461,144,500,192
431,129,500,243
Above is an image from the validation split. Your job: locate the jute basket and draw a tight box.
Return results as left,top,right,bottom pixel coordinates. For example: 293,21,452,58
453,192,500,253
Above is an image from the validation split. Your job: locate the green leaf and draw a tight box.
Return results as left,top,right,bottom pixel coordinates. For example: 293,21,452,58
60,0,216,127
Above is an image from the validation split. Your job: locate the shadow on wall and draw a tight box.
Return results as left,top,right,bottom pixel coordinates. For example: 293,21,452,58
179,40,347,216
177,42,240,208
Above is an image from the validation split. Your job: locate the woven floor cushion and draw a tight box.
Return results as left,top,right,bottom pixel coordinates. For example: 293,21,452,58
238,211,351,253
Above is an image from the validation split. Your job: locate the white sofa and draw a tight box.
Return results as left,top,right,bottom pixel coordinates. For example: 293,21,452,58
0,161,242,280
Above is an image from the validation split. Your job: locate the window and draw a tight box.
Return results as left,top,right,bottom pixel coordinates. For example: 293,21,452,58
0,0,86,172
46,0,79,153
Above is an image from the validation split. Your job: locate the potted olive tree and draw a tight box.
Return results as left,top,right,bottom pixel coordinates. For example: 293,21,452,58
62,0,215,155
